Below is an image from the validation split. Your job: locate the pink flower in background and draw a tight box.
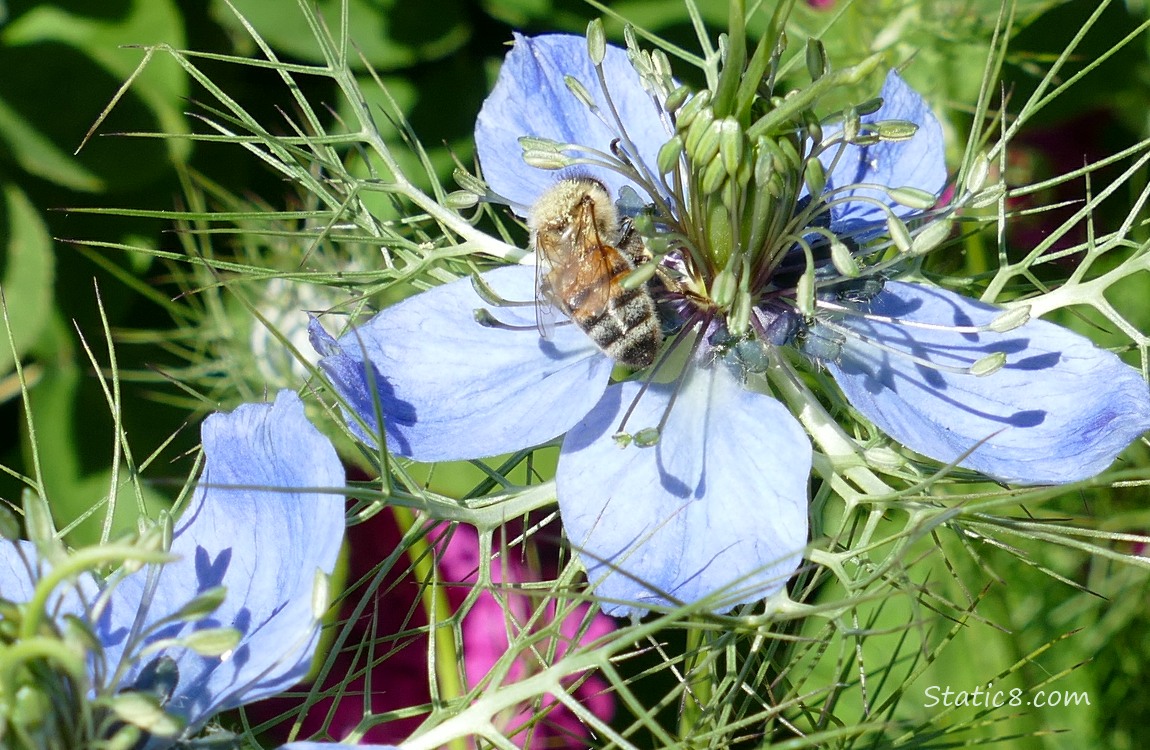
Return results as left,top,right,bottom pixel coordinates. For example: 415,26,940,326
433,523,616,745
251,510,615,747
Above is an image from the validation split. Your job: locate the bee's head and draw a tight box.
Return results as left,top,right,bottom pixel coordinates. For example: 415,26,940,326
528,177,621,245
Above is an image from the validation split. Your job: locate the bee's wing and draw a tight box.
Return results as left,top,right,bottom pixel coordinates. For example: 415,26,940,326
534,252,560,341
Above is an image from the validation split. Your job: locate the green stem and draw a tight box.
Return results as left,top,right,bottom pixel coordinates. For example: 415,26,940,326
747,54,885,141
391,506,467,750
678,625,713,747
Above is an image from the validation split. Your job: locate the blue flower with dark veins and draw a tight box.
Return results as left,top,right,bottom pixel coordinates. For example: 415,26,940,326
0,392,398,749
310,34,1150,618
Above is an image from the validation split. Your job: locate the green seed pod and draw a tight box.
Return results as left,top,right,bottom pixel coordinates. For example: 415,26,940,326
841,107,860,143
830,239,859,277
691,119,724,166
874,119,919,141
444,191,479,209
683,107,716,159
657,135,685,175
887,214,912,253
718,117,743,176
522,150,574,170
701,157,728,194
564,75,597,111
990,305,1031,333
909,219,951,256
711,268,737,308
622,262,659,290
728,288,752,336
634,427,661,447
675,89,713,132
586,19,606,65
970,351,1007,376
804,157,826,199
967,152,991,194
888,186,938,209
664,85,691,113
855,96,883,116
805,38,828,80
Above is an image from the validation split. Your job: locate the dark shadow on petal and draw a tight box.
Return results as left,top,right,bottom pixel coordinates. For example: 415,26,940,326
563,386,622,452
1010,410,1046,427
194,546,231,593
1006,351,1062,371
655,442,693,499
320,354,413,456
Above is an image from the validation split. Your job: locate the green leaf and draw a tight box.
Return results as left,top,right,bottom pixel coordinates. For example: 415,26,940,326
0,0,189,190
216,0,469,71
0,182,54,376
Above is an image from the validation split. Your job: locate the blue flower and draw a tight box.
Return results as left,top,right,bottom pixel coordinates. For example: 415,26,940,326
792,72,1150,485
311,34,1150,617
0,392,398,748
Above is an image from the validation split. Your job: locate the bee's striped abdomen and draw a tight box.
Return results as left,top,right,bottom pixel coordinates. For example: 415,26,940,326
573,285,661,368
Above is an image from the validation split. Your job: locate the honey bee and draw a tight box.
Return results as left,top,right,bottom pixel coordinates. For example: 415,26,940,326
527,177,662,368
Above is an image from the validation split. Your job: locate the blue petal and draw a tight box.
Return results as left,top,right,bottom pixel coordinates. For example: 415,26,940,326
558,359,810,617
312,266,613,462
820,70,947,234
0,539,99,618
101,391,346,728
0,539,40,603
819,282,1150,484
475,33,671,212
